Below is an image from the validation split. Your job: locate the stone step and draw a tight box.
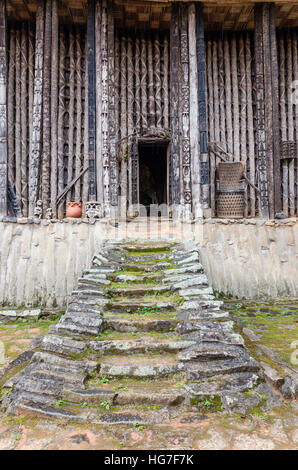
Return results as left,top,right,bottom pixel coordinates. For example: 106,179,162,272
123,244,173,252
78,278,110,288
123,253,173,262
164,264,204,276
170,275,209,290
178,342,246,362
105,315,179,333
119,262,172,272
112,273,163,283
63,381,185,407
108,285,170,297
99,355,183,378
89,337,196,356
185,372,260,397
178,310,230,321
108,300,178,313
186,356,260,380
40,334,87,356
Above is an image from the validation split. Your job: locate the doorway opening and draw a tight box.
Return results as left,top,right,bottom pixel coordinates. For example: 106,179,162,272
138,143,168,216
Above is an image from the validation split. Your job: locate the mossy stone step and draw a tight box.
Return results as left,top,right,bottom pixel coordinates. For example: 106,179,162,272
119,262,173,272
107,300,178,313
105,316,179,333
99,354,183,377
107,286,170,297
89,337,196,356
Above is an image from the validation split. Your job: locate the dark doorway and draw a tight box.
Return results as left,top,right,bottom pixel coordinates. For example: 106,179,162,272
139,144,168,215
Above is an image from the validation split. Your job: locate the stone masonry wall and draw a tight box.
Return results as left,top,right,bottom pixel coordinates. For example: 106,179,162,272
0,218,297,306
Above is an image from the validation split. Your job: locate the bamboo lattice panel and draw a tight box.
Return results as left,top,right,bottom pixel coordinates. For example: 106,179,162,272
6,1,298,29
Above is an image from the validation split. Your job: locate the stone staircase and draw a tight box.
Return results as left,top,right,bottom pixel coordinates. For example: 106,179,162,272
1,241,270,423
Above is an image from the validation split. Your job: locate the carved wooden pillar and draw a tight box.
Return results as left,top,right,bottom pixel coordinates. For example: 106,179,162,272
0,0,7,217
87,0,96,201
170,4,181,212
254,3,280,219
195,2,209,213
29,3,44,216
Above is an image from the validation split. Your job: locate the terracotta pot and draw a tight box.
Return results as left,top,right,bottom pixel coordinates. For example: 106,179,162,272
66,202,82,218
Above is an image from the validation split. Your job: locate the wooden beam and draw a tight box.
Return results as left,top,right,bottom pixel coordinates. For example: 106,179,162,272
195,2,209,210
0,0,7,217
87,0,96,200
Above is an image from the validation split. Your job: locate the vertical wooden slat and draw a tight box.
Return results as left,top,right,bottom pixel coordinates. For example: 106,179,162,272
15,29,21,204
28,23,34,182
57,29,66,218
115,35,120,138
8,26,15,187
196,3,209,210
42,0,52,212
293,31,298,214
127,35,134,214
51,0,58,215
95,0,103,208
245,34,255,216
82,34,89,204
87,0,96,200
67,29,75,202
231,34,240,161
239,34,247,216
224,37,233,155
20,24,28,215
101,0,109,210
188,3,201,218
74,29,82,202
269,5,281,215
140,34,147,130
154,33,162,128
218,39,226,152
0,0,7,216
107,0,117,210
170,4,180,208
120,34,127,216
262,4,274,218
162,36,169,129
148,36,154,128
279,32,288,216
286,32,295,216
29,2,44,216
134,36,141,134
180,4,192,219
254,4,269,219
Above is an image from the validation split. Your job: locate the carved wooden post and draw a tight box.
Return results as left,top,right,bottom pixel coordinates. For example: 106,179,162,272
254,3,280,219
51,0,58,216
29,3,44,216
180,5,192,220
107,0,118,214
170,4,180,212
0,0,7,216
188,3,201,219
87,0,96,201
195,3,209,211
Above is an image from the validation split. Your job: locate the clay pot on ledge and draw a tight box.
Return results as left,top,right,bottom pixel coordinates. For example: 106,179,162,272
66,202,82,218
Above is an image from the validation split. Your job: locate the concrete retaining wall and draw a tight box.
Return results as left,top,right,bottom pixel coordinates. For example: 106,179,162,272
0,218,297,306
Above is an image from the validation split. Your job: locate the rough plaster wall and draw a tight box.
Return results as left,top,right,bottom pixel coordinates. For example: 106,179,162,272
196,221,298,299
0,220,297,307
0,222,106,307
